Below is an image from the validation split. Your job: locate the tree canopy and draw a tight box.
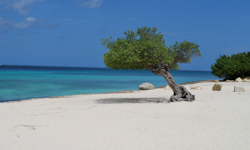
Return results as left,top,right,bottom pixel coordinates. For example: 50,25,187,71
101,27,201,71
211,52,250,80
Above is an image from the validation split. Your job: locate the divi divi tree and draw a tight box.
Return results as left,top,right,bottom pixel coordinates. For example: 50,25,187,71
101,27,201,102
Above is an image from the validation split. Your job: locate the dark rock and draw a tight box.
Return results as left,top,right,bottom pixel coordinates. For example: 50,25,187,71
212,84,222,91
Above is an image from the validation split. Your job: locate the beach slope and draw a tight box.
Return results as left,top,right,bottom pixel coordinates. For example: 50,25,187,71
0,82,250,150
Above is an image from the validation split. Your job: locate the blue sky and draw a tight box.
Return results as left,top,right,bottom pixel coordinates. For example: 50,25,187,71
0,0,249,71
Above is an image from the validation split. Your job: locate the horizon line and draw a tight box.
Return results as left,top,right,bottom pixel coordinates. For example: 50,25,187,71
0,64,211,72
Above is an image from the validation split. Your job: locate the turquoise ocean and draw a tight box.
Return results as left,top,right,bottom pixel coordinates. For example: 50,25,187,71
0,65,220,102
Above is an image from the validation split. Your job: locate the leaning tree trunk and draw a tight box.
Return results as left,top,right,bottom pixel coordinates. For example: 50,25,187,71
161,71,195,102
149,66,195,102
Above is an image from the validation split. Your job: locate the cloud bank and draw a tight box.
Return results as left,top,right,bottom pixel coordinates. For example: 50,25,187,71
0,0,102,34
0,0,45,15
0,16,37,33
76,0,103,9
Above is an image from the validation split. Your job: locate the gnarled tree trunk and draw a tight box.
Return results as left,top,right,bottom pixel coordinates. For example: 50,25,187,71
160,71,195,102
149,65,195,102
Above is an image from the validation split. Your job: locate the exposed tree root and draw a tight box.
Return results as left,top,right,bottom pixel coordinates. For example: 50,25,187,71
148,64,195,103
169,85,195,102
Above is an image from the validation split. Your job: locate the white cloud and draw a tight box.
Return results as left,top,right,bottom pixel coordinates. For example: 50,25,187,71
0,17,12,33
76,0,103,9
0,16,37,32
13,16,37,29
12,0,34,10
0,0,45,15
26,16,36,22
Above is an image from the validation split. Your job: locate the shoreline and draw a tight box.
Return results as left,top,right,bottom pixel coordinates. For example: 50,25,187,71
1,81,249,149
2,79,222,103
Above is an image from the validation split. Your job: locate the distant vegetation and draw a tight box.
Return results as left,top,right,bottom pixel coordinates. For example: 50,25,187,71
211,52,250,80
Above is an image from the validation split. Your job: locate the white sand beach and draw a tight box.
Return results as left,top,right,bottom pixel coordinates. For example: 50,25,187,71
1,82,250,150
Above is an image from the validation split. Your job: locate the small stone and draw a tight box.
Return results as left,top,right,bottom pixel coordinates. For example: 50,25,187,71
214,80,219,83
190,85,203,90
226,80,230,82
235,77,243,82
212,84,222,91
139,82,155,90
243,78,250,82
234,86,245,92
164,85,171,90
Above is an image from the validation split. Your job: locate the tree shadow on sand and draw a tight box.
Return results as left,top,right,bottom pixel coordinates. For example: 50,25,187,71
96,98,170,104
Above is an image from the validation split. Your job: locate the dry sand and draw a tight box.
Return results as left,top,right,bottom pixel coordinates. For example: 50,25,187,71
1,82,250,150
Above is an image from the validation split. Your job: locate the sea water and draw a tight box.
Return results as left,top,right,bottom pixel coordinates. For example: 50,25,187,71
0,65,220,102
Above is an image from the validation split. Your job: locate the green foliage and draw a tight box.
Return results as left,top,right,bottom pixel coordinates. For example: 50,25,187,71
211,52,250,80
101,27,201,71
169,41,201,69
